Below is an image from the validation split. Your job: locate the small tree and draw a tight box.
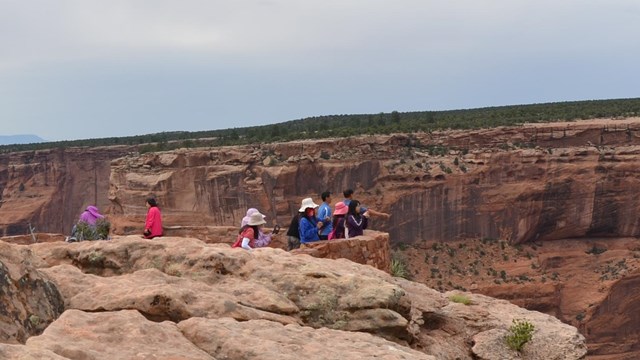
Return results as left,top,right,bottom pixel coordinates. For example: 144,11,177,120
505,319,535,352
96,218,111,240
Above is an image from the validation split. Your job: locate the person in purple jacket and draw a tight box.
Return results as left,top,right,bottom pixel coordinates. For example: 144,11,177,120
66,205,105,242
345,200,368,238
79,205,104,225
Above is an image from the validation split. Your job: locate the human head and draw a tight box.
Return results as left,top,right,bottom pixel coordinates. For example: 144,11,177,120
86,205,103,218
321,191,331,202
247,212,267,227
146,197,158,208
334,201,348,216
298,197,319,212
343,189,354,199
347,200,361,216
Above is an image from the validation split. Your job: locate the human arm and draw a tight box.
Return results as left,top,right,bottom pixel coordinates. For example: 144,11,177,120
254,230,272,247
241,237,252,250
362,208,390,219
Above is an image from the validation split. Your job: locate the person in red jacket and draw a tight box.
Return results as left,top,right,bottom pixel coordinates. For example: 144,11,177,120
143,197,163,239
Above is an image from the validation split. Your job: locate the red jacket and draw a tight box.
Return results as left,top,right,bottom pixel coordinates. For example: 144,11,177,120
144,206,163,239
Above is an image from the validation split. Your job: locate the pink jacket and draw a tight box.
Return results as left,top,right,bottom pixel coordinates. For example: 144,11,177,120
144,206,163,239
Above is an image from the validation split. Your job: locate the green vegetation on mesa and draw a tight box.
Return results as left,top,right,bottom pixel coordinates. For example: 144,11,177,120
2,98,640,154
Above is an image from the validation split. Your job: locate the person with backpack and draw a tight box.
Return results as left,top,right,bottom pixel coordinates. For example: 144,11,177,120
298,197,322,244
143,197,163,239
317,191,333,240
328,201,348,240
286,211,303,250
345,199,368,238
232,212,266,250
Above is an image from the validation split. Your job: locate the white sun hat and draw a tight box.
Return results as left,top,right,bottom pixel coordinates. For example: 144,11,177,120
298,197,319,212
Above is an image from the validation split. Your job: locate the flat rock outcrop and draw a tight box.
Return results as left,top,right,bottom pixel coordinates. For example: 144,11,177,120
0,236,586,359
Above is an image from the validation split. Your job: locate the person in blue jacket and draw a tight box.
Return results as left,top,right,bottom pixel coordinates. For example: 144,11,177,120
317,191,333,240
298,197,322,244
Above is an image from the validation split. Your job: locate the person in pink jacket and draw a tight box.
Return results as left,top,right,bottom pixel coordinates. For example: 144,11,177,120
143,198,163,239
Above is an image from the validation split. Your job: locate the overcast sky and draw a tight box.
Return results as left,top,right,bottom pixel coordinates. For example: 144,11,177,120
1,0,639,141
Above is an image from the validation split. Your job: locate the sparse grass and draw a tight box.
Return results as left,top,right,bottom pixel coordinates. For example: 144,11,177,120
449,294,472,305
390,258,410,279
29,314,40,327
87,250,105,265
505,319,535,352
165,263,182,277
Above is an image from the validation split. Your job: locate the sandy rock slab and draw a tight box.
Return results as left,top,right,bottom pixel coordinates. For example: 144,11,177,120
178,317,435,360
41,265,298,325
25,309,214,360
0,344,69,359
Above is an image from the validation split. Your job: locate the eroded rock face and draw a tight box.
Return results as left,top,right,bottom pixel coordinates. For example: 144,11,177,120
0,242,64,343
178,317,435,360
0,147,131,236
1,236,587,359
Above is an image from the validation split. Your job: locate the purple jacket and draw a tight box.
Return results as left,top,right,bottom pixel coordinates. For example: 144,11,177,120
346,215,368,238
79,206,104,226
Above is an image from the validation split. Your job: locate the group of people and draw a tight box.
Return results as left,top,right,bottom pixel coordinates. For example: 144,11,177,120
68,189,387,250
233,188,389,251
67,197,163,242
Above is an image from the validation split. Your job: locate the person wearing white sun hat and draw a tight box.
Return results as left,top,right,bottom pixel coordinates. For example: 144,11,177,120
232,212,267,250
297,197,323,244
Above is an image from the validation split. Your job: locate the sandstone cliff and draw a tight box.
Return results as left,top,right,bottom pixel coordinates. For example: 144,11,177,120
0,146,131,237
100,118,640,247
2,117,640,358
0,236,587,359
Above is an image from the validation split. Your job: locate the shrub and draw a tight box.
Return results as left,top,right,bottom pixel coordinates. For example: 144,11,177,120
449,294,472,305
586,245,607,255
95,219,111,240
75,221,96,241
390,255,410,279
505,319,535,352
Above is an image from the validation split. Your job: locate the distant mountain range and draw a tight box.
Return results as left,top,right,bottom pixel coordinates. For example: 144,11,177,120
0,135,45,146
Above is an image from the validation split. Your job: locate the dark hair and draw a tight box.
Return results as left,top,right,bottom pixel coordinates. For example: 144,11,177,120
347,200,361,219
332,213,345,229
146,197,158,207
321,191,331,201
239,224,260,238
343,189,354,198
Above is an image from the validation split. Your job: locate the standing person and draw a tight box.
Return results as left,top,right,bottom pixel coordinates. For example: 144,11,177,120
343,188,391,219
345,200,368,238
298,197,322,244
240,208,276,248
286,211,303,250
328,201,348,240
143,197,163,239
317,191,333,240
232,212,266,250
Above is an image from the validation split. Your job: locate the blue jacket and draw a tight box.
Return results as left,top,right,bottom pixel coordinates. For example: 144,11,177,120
318,203,333,236
299,216,320,243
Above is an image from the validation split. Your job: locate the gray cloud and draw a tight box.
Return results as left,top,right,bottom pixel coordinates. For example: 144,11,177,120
1,0,639,140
